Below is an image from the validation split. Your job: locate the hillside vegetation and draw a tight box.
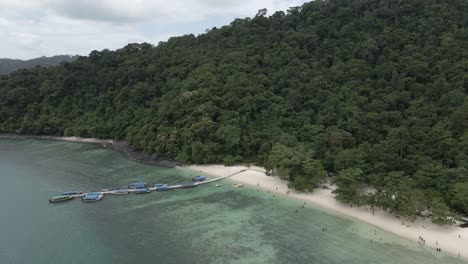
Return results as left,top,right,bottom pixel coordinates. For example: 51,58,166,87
0,55,78,75
0,0,467,223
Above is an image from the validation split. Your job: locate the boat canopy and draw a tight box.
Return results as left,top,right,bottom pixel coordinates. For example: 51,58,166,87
129,182,146,188
182,182,197,188
192,176,207,182
62,191,80,195
84,193,101,199
134,188,150,193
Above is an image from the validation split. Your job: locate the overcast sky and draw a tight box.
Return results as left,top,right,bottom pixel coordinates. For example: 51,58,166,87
0,0,309,60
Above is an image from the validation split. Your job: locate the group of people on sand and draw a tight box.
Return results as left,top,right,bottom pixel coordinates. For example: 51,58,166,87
418,235,443,253
418,236,426,245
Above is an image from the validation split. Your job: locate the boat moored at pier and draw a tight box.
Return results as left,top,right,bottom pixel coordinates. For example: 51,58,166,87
192,176,208,182
154,183,172,191
82,192,104,202
181,182,197,188
110,190,129,195
62,191,82,196
128,182,147,189
134,188,151,194
49,195,74,203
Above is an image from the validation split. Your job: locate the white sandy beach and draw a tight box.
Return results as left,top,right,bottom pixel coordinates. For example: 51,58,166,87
0,134,114,145
184,165,468,261
38,136,114,144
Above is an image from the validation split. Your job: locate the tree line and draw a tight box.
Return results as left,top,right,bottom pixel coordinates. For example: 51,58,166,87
0,0,466,224
0,55,78,75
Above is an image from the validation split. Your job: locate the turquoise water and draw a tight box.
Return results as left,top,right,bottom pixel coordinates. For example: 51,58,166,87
0,139,465,264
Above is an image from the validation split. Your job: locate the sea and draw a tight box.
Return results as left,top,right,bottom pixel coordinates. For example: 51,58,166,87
0,139,465,264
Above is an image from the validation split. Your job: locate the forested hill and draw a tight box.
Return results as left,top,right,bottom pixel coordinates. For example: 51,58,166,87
0,0,467,223
0,55,78,75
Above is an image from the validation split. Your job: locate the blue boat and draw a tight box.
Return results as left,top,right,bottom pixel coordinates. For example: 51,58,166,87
82,192,104,202
156,184,172,191
134,188,151,194
128,182,147,189
62,191,82,195
192,176,207,182
181,182,197,188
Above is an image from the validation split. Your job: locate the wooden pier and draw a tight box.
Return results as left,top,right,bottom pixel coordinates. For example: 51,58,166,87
55,169,247,201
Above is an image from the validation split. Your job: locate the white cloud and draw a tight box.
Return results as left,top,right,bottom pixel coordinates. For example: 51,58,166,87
0,0,310,59
0,17,9,26
44,0,307,23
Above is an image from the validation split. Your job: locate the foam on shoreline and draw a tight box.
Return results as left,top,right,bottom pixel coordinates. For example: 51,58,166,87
184,164,468,261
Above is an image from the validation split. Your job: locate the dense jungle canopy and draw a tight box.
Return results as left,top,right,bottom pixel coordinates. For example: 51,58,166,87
0,0,467,223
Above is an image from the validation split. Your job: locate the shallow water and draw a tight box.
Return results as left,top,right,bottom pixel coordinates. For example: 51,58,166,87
0,139,465,264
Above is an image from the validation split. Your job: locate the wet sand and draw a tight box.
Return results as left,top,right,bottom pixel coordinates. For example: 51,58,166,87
184,165,468,261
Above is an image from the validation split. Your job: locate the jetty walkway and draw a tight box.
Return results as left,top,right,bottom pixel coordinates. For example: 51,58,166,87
56,169,248,200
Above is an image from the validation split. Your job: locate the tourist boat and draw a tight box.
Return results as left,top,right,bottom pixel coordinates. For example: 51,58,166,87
128,182,147,189
155,184,172,191
134,188,151,194
82,192,104,202
110,190,129,195
192,176,208,182
215,184,223,187
62,191,82,196
49,195,74,203
181,182,197,188
101,187,120,192
232,184,244,188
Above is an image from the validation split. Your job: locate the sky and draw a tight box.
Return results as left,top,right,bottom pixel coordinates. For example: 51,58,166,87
0,0,309,60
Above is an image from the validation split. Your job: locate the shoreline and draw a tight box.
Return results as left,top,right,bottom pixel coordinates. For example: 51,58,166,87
183,164,468,261
0,134,177,167
2,135,466,260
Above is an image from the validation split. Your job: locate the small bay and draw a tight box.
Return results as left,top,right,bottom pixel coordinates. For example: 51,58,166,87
0,139,465,264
